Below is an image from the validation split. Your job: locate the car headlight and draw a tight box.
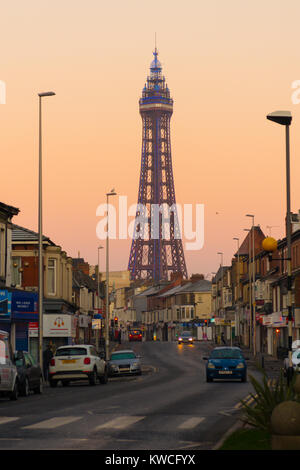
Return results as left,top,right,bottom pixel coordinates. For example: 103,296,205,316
207,362,215,369
178,337,182,341
236,363,245,369
110,364,118,370
189,338,193,341
131,362,139,368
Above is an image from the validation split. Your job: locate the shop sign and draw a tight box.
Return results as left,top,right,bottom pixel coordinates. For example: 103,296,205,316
92,319,101,330
28,321,38,337
0,290,11,318
43,315,76,337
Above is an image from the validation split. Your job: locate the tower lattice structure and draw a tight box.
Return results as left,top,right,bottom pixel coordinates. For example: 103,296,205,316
128,48,188,281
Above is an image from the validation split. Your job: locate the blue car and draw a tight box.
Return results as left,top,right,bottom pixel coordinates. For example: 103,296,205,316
203,347,248,383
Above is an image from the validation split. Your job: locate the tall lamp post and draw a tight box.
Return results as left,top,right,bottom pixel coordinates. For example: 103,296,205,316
38,91,55,374
266,110,293,384
105,189,117,361
233,237,240,344
246,214,256,356
217,252,224,342
97,245,103,350
244,228,252,351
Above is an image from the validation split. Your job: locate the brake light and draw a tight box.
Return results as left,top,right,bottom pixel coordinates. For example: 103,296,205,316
84,357,91,365
50,358,55,366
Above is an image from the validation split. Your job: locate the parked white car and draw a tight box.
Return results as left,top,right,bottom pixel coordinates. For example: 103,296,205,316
283,340,300,375
0,330,19,400
49,345,108,387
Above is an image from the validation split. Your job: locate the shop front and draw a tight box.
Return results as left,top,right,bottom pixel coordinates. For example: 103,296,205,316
0,289,38,355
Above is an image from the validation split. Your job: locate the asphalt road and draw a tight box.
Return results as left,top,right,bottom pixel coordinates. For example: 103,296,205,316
0,340,260,450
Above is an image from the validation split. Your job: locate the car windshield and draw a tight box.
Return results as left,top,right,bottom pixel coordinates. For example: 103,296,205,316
110,352,136,360
210,349,243,359
55,347,87,357
130,331,141,335
181,332,192,337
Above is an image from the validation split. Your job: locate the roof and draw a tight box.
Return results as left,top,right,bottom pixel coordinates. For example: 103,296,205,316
12,224,55,245
236,226,266,257
73,270,97,291
0,202,19,218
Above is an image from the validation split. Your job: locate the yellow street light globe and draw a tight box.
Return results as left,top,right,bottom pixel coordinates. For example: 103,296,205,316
262,237,278,253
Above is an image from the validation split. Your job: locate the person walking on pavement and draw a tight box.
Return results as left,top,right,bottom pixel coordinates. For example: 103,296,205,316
43,343,53,383
118,329,121,345
221,331,226,345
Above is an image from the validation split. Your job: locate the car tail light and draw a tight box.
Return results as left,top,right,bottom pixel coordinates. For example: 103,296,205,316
139,334,142,337
50,358,55,366
84,357,91,365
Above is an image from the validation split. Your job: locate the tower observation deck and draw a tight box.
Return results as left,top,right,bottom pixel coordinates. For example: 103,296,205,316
128,48,188,281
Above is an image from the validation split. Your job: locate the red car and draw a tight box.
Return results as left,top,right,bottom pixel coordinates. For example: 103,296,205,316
129,330,143,342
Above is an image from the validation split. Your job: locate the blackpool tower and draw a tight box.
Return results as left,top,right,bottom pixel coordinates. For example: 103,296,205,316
128,48,188,282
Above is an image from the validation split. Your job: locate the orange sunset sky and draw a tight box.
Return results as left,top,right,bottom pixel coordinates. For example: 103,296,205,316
1,0,300,277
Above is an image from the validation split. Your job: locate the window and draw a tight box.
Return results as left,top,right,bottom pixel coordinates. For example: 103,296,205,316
12,257,22,287
47,258,56,295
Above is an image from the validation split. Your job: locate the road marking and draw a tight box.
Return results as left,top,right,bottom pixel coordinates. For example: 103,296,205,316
22,416,82,429
0,417,19,425
95,415,144,430
177,417,205,429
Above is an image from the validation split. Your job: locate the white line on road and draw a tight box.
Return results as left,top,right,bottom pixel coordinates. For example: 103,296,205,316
0,417,20,425
177,417,205,429
94,416,145,430
22,416,82,430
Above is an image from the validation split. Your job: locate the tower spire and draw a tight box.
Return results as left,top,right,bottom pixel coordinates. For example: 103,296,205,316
128,49,188,281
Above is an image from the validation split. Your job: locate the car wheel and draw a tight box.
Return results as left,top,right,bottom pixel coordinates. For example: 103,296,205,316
99,369,108,384
49,379,58,388
22,378,30,397
241,374,247,383
10,381,19,401
89,369,97,386
206,375,212,383
34,376,43,394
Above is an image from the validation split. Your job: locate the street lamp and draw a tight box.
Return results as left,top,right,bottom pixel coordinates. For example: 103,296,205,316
105,189,117,361
246,214,256,356
244,228,252,351
233,237,240,344
266,110,293,384
38,91,55,375
217,252,224,319
97,245,103,350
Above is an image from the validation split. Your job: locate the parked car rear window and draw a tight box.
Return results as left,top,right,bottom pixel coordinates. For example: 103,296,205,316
55,347,87,357
210,349,243,359
0,340,7,364
110,352,136,360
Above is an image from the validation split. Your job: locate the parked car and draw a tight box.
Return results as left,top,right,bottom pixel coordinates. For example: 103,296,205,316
14,351,43,396
178,331,193,345
129,330,143,342
49,344,108,387
203,347,248,383
0,330,19,400
108,349,142,376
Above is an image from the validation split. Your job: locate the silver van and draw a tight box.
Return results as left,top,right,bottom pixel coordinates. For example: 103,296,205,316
0,330,18,400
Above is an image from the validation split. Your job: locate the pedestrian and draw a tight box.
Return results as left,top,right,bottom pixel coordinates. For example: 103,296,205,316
221,332,226,345
118,329,121,345
43,343,53,383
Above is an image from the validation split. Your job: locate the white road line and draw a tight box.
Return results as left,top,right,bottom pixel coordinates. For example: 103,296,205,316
177,417,205,429
22,416,82,430
0,417,20,425
95,415,145,430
